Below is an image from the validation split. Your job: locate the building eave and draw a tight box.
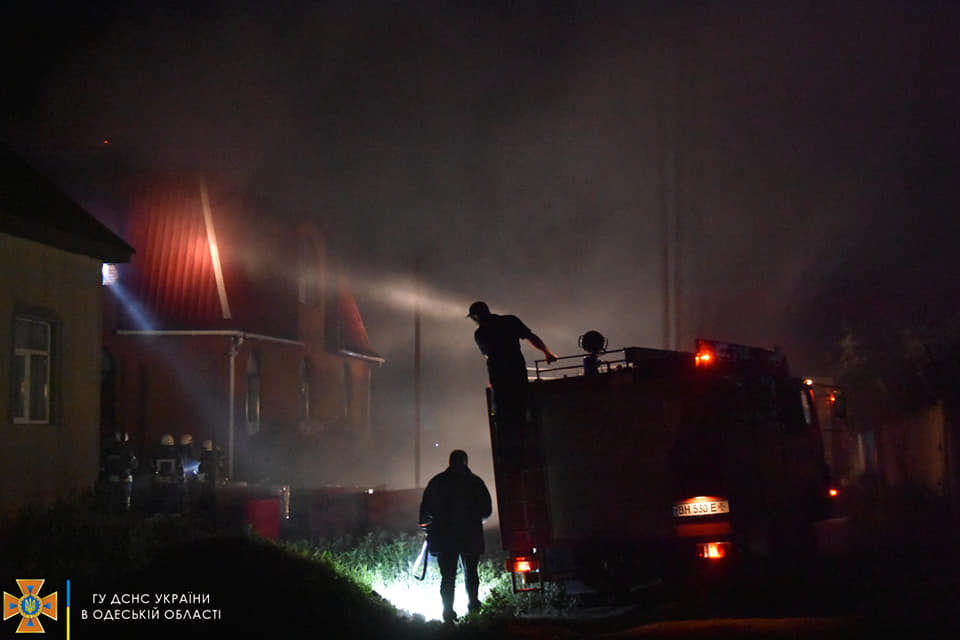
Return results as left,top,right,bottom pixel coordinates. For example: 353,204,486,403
114,329,305,347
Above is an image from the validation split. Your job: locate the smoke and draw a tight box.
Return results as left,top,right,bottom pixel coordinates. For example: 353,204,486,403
344,269,471,322
6,3,959,487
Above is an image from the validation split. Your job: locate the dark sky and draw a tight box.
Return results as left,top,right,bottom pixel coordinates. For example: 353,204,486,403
4,1,959,487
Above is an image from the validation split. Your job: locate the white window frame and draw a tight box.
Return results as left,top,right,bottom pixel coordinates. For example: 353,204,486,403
13,317,52,424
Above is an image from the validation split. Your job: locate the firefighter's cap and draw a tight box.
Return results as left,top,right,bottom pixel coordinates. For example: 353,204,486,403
467,301,489,318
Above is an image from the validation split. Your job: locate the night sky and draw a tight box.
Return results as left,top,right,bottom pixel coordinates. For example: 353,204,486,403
4,1,959,487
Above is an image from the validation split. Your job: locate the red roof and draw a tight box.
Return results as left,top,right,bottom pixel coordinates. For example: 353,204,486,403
114,176,380,361
123,179,225,329
330,274,382,362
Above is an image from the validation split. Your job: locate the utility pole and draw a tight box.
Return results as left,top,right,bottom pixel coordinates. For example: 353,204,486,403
227,335,242,480
413,257,422,489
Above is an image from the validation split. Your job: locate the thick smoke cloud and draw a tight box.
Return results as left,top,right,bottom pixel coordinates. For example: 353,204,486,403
4,2,958,488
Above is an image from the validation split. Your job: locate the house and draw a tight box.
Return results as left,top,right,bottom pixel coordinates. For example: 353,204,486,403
0,147,134,518
100,176,383,486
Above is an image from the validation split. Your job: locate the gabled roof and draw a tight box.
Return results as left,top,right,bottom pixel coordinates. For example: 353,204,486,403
330,274,384,364
0,146,134,262
113,176,381,362
121,178,226,329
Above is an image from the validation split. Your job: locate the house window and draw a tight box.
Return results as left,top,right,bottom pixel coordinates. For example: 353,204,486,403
299,358,312,420
246,352,261,435
13,317,51,424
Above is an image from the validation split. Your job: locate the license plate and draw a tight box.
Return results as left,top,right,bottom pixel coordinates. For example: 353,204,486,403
673,499,730,517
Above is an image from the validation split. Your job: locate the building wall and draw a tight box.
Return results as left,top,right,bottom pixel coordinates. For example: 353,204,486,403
242,339,304,433
880,402,948,494
102,331,373,482
103,333,231,452
0,234,103,518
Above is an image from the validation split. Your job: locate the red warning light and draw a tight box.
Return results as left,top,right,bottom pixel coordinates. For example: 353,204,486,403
102,139,110,145
697,541,731,559
695,351,713,366
828,488,839,498
508,557,538,573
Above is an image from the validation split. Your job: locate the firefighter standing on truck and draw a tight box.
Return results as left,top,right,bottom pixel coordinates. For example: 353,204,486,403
467,301,557,429
419,449,493,623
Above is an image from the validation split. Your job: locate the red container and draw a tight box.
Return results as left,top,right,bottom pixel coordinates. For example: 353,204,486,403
244,497,280,540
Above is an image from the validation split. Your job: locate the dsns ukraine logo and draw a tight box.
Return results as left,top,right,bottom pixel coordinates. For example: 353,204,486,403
3,580,58,633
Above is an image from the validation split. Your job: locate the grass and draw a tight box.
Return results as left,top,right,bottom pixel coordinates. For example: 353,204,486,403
286,531,523,622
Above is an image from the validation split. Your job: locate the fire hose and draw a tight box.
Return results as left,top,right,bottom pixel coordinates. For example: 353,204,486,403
412,524,429,581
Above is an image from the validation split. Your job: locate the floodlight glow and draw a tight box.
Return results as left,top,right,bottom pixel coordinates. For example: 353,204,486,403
107,281,156,331
370,570,498,621
102,263,118,286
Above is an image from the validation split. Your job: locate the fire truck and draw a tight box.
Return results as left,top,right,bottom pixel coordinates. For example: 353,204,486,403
488,337,847,593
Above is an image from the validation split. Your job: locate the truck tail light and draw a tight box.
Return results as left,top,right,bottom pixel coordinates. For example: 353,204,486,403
507,556,542,592
828,487,839,498
695,351,714,366
697,541,731,560
507,556,538,573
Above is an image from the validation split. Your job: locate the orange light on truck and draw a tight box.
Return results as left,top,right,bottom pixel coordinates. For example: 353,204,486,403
695,351,713,366
507,557,538,573
828,488,839,498
697,542,731,560
508,556,543,592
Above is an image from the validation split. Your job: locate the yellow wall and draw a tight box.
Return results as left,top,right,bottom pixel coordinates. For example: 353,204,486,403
0,233,104,518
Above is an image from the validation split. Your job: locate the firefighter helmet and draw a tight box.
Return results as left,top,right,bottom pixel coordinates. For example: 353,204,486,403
160,433,175,446
201,439,213,452
179,434,193,446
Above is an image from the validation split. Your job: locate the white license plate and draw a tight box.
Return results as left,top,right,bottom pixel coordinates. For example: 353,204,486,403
673,499,730,517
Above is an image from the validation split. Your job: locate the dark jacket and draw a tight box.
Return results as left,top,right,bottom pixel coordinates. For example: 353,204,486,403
419,465,493,554
474,313,535,386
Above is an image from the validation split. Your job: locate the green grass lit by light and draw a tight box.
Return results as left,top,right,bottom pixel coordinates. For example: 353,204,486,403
286,531,521,622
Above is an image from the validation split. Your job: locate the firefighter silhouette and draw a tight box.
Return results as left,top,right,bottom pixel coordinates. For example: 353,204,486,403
468,301,557,438
98,432,137,512
152,433,185,512
419,450,493,623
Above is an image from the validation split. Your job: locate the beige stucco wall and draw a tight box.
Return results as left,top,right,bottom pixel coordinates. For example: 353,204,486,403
0,233,103,519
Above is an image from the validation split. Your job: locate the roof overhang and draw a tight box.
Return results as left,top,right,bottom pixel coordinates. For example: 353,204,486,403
114,329,304,347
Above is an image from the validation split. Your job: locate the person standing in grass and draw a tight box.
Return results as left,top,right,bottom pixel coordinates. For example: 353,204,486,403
419,449,493,623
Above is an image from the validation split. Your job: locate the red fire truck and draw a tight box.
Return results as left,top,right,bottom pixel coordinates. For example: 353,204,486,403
488,338,845,593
